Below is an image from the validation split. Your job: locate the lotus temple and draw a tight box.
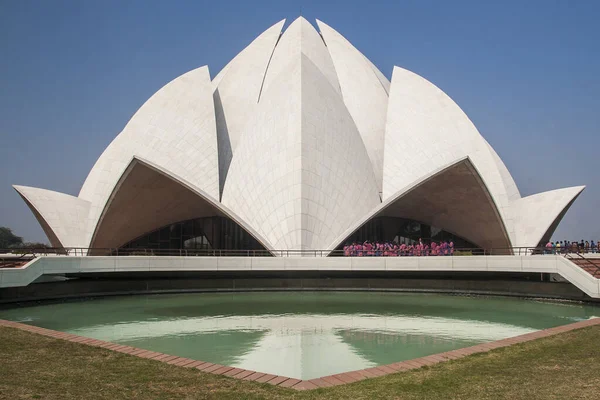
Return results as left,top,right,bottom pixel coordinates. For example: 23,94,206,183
2,17,599,390
10,17,585,255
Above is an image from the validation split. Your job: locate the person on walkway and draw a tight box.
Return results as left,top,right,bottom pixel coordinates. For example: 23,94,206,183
430,242,437,256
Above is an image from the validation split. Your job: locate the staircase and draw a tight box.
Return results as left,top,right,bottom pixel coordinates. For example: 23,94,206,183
0,254,34,269
566,254,600,278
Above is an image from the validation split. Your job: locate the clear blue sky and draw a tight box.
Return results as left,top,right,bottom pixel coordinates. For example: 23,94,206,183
1,0,598,244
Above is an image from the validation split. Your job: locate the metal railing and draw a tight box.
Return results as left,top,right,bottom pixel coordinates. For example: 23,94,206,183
565,252,600,277
1,246,594,261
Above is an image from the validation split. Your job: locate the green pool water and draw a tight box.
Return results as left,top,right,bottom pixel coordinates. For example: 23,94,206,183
1,292,597,379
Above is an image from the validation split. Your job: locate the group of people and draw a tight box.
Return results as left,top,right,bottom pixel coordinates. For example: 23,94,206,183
545,240,599,254
342,239,599,257
343,239,454,257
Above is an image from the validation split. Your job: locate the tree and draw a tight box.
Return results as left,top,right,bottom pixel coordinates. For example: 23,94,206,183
0,227,24,248
21,242,49,249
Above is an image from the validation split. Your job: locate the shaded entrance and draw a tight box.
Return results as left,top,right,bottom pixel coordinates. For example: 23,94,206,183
89,158,271,255
328,158,512,253
336,216,478,250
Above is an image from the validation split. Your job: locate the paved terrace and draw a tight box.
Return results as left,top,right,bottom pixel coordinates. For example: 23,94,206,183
0,254,599,299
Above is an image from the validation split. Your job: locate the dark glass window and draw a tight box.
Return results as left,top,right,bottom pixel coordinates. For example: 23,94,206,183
120,216,265,254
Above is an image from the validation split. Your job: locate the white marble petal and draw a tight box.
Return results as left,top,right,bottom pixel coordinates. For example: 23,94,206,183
512,186,585,247
222,49,379,250
13,185,90,248
383,66,514,240
212,20,285,193
261,17,341,97
317,19,388,192
365,57,391,95
78,66,218,247
483,139,521,202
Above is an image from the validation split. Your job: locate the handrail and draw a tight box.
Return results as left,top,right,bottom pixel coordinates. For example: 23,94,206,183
565,252,600,277
2,246,598,258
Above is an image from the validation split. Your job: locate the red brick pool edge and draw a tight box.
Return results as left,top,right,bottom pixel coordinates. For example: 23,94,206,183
1,317,598,391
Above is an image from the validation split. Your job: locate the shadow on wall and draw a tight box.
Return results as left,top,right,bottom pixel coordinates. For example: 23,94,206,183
213,89,232,201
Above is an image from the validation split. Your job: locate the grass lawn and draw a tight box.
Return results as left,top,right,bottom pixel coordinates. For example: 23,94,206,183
0,325,599,399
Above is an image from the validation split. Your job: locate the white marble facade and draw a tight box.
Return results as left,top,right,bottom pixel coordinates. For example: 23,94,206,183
13,17,584,253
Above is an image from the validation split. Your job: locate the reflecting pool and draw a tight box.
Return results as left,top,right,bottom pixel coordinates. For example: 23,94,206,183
1,292,597,379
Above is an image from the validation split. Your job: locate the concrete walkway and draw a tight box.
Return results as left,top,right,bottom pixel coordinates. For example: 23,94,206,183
1,255,599,298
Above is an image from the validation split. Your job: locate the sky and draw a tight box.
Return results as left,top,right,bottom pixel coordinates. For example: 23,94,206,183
0,0,598,244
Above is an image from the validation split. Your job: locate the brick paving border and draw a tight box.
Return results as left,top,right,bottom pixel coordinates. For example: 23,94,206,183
1,317,598,391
